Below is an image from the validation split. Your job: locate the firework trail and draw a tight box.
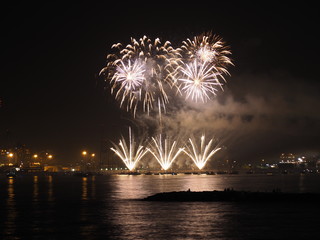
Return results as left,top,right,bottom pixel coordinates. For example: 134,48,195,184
147,134,184,171
177,32,233,102
110,127,148,171
100,35,180,117
182,134,221,170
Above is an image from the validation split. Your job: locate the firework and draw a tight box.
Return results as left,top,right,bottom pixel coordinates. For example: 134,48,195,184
182,134,221,170
100,35,180,117
177,32,233,102
180,32,233,68
114,59,146,91
100,32,233,113
178,60,223,102
111,127,148,171
147,134,184,171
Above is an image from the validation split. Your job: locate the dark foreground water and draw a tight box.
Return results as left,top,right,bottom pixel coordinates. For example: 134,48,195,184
1,173,320,239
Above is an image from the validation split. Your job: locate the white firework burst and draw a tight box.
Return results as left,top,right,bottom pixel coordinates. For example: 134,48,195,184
111,127,148,171
183,134,221,170
113,59,146,91
100,35,180,117
147,134,184,171
196,46,217,63
178,60,223,102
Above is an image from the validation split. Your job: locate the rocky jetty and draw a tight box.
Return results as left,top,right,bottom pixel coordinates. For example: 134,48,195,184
143,189,320,202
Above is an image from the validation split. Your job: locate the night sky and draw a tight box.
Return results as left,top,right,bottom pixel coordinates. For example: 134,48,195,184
1,2,319,165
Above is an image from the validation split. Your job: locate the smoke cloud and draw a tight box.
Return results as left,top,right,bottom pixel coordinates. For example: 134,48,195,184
137,71,320,165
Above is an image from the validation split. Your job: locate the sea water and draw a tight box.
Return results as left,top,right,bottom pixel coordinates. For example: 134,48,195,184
0,173,319,239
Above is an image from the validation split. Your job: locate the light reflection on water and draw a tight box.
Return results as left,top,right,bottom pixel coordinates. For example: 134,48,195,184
47,175,53,202
82,177,88,200
0,173,320,239
33,175,39,202
4,178,16,237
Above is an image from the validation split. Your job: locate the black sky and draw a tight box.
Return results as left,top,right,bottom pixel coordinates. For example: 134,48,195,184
1,2,319,164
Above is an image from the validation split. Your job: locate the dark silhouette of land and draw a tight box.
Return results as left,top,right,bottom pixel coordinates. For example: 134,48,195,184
143,189,320,202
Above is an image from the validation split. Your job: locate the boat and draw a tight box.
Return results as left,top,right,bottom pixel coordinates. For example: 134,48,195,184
216,171,228,174
128,172,141,175
6,172,16,178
